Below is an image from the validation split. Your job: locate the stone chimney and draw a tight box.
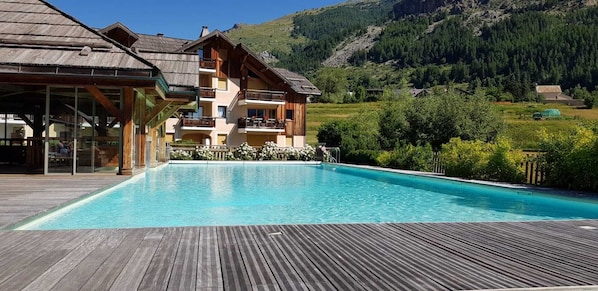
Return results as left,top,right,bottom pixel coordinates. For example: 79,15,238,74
200,26,209,38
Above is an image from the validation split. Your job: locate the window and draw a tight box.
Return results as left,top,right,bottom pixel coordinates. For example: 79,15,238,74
217,106,227,118
187,106,203,119
247,108,276,119
285,109,294,120
217,78,227,90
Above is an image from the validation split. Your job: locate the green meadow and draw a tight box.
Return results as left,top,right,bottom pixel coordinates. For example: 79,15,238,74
306,102,598,149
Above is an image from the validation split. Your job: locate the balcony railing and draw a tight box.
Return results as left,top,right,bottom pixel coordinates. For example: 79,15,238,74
237,117,285,129
181,117,216,128
199,58,216,70
238,89,286,105
199,87,216,99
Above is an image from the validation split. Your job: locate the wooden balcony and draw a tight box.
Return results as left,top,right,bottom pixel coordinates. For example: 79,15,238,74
237,117,285,134
237,89,286,106
199,58,216,72
199,88,216,100
181,117,216,130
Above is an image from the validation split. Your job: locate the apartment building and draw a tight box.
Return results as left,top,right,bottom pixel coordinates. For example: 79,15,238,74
101,24,321,148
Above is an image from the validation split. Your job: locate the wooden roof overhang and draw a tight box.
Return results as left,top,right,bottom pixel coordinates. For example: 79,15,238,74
235,44,292,92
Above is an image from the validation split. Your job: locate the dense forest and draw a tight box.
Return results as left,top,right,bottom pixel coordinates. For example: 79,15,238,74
273,0,394,73
272,0,598,100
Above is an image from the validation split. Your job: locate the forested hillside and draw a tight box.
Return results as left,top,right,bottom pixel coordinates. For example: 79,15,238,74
227,0,598,99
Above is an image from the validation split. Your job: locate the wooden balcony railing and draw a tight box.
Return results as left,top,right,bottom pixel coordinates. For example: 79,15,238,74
181,117,216,128
199,87,216,99
199,58,216,70
237,117,285,129
239,89,285,102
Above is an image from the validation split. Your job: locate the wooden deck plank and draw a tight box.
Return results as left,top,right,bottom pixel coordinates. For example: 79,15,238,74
0,174,128,229
391,223,595,287
217,227,252,290
247,225,311,291
233,226,282,290
325,223,518,290
0,230,87,285
196,227,224,290
138,227,183,291
109,229,165,291
21,229,118,291
258,224,338,290
277,224,376,290
47,229,129,291
0,223,597,290
166,227,199,291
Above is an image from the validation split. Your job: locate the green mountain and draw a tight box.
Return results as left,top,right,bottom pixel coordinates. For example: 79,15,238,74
225,0,598,100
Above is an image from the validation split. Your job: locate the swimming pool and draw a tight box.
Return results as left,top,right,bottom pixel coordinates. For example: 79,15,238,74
18,163,598,230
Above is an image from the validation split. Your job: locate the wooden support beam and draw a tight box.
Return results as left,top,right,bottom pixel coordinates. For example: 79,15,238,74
137,93,147,168
84,86,124,122
120,87,134,176
145,101,172,128
149,127,158,167
16,113,34,128
153,104,180,128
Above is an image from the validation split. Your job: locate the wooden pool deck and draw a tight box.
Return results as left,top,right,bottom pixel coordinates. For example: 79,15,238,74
1,175,598,290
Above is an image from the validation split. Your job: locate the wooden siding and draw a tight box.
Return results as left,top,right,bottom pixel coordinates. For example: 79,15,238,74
285,93,307,136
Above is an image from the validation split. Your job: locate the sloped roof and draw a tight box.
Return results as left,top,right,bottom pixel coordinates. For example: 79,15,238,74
0,0,155,71
273,68,321,96
139,52,198,88
132,33,191,53
536,85,562,94
178,30,235,53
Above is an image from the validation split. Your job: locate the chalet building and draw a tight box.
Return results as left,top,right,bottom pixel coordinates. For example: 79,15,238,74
99,24,321,148
0,0,320,175
535,85,583,106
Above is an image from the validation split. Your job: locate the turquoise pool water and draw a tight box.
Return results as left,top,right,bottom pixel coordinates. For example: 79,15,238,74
20,163,598,230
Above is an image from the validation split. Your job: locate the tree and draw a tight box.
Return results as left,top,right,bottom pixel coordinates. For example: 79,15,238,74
317,110,379,155
401,91,504,150
378,100,410,149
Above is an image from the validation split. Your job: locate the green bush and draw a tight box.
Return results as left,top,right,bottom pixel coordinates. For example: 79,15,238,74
538,125,598,191
441,138,491,179
441,137,526,183
377,143,434,172
344,150,381,165
485,139,525,183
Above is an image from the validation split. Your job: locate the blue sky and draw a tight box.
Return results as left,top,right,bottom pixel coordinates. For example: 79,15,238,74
47,0,347,40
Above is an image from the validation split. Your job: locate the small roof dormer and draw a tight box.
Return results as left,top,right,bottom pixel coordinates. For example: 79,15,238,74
99,22,140,48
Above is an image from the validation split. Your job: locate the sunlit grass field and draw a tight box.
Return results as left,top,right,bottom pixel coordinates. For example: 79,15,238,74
306,101,598,149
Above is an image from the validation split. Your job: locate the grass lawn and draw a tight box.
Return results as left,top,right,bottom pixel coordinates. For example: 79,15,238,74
306,101,598,149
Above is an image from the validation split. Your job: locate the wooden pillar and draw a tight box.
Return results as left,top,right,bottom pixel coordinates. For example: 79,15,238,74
148,126,158,167
136,93,146,168
120,87,134,175
158,123,168,162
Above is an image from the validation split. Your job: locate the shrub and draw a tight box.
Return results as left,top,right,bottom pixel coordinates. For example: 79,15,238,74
485,139,525,183
285,147,301,160
441,137,526,183
299,144,316,161
538,125,598,191
344,150,381,165
258,141,279,160
194,146,214,160
234,142,257,160
170,150,193,160
441,138,491,179
379,143,434,172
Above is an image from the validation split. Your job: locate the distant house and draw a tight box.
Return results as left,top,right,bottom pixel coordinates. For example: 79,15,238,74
535,85,583,106
410,88,430,98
